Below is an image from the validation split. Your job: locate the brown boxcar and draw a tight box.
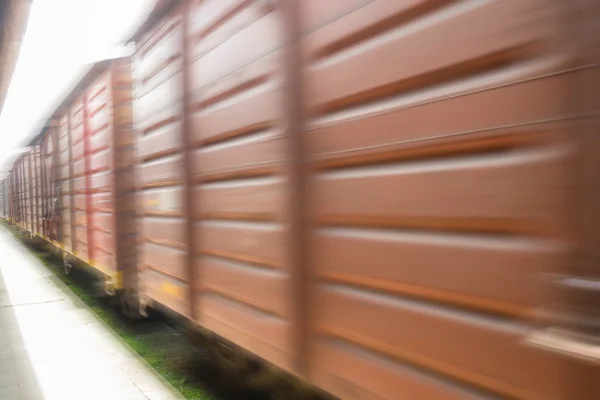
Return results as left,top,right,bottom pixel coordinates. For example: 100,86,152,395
7,155,25,227
0,179,8,219
24,153,32,232
8,157,18,226
14,153,32,232
32,144,42,236
13,129,53,236
9,158,21,226
9,148,42,235
128,1,600,399
2,0,598,399
27,58,137,296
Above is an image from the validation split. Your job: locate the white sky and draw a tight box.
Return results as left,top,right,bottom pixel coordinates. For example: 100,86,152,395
0,0,154,173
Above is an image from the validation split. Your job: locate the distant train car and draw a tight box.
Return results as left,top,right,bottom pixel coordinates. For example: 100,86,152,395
0,179,8,219
4,0,599,399
23,58,138,298
11,153,32,232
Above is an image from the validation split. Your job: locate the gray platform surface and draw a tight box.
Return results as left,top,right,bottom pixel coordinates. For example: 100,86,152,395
0,227,184,400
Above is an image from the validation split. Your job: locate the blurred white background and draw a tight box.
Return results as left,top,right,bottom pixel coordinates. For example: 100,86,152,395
0,0,154,174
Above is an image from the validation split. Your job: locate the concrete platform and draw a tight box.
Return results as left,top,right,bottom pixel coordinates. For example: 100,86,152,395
0,227,184,400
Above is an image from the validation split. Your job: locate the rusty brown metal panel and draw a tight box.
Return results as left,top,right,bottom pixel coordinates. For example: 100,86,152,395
26,152,34,233
27,151,34,233
16,159,22,227
5,174,12,222
65,111,76,251
31,146,38,234
110,59,138,294
306,0,563,113
14,161,19,226
31,59,137,288
134,5,189,315
181,0,197,321
14,166,18,223
70,98,89,258
6,173,10,221
11,171,15,222
9,172,14,221
34,146,39,233
16,162,20,226
22,155,27,229
133,0,303,371
12,165,16,225
556,0,600,335
82,92,96,265
85,70,117,276
35,145,43,235
21,157,26,229
281,0,310,376
37,144,43,235
22,157,26,229
54,112,72,249
123,1,600,399
28,153,32,232
34,145,39,234
524,2,600,399
186,0,296,372
300,1,583,399
21,158,25,229
40,129,52,238
20,157,25,228
13,166,17,224
29,152,34,233
16,162,21,225
36,145,41,234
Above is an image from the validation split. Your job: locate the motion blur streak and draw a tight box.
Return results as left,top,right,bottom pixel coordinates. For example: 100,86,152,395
3,1,600,400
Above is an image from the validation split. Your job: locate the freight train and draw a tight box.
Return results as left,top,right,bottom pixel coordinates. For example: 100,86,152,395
2,1,600,399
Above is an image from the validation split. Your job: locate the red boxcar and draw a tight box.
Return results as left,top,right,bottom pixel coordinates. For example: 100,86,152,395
25,59,137,296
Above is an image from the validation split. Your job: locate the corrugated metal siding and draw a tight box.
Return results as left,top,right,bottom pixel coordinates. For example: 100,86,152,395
15,160,22,227
24,154,32,232
6,175,12,221
111,60,138,292
302,1,580,399
130,1,599,399
83,59,137,281
15,164,21,225
71,98,89,259
12,162,19,226
16,158,24,228
87,71,116,274
188,0,294,370
40,130,54,239
0,180,7,218
133,0,298,370
22,157,27,230
33,145,42,235
1,1,594,399
58,113,73,250
134,7,189,316
15,161,20,226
